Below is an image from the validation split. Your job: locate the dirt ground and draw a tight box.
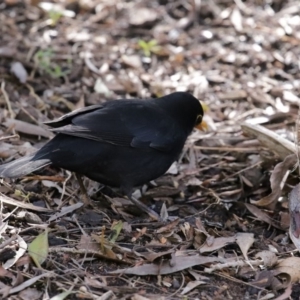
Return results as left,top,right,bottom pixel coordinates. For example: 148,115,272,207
1,0,300,299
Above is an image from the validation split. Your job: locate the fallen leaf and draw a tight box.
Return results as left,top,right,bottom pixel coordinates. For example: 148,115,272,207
251,154,297,208
9,273,53,294
110,255,219,275
49,291,72,300
10,62,28,83
273,284,292,300
246,203,276,227
109,221,123,243
156,218,180,234
137,249,174,263
121,55,142,69
129,8,158,26
236,233,254,260
275,257,300,283
18,288,42,300
28,229,49,268
48,203,83,222
255,251,278,267
0,193,52,213
200,236,236,253
180,280,206,295
4,119,53,138
288,183,300,250
77,235,99,252
241,123,296,160
3,236,27,270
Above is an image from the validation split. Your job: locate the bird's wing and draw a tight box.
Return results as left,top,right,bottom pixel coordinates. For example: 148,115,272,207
48,101,179,152
44,105,103,128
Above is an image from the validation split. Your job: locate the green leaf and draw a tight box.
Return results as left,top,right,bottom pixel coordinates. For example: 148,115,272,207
148,39,158,47
109,221,123,243
28,228,49,268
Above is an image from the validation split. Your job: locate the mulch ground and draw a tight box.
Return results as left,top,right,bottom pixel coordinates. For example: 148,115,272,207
1,0,300,299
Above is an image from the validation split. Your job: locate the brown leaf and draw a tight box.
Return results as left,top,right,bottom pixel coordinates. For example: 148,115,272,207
236,233,254,260
180,280,206,295
275,257,300,284
156,218,180,234
110,255,220,275
288,183,300,250
138,249,174,263
3,119,53,138
78,235,99,252
245,203,282,229
18,288,42,300
241,123,296,160
255,251,278,267
273,284,292,300
251,154,297,209
199,236,236,253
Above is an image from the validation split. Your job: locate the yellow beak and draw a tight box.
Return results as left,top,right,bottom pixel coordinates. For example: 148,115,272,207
195,120,208,131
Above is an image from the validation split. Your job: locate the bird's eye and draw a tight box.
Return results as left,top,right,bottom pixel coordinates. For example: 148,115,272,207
195,114,203,125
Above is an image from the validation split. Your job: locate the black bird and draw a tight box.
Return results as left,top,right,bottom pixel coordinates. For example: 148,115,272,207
0,92,206,220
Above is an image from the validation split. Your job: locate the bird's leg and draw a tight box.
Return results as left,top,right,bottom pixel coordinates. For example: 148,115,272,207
126,192,162,221
75,173,91,206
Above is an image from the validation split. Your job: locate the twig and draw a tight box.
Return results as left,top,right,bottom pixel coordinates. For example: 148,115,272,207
1,81,15,119
0,234,18,249
226,161,262,179
193,145,260,152
0,192,52,212
0,134,19,141
241,122,297,160
166,272,185,299
60,170,72,204
25,83,46,110
49,247,131,264
205,258,263,273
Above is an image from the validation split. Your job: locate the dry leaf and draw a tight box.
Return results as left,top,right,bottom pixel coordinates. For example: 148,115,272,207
18,288,42,300
273,284,292,300
236,233,254,260
251,154,297,209
9,273,53,294
77,235,99,252
275,257,300,283
245,203,281,229
180,280,206,295
129,8,158,26
156,218,180,234
110,255,219,275
288,183,300,250
200,236,236,253
137,249,174,263
241,123,296,160
4,119,52,138
49,291,72,300
10,62,27,83
3,236,27,270
255,251,278,267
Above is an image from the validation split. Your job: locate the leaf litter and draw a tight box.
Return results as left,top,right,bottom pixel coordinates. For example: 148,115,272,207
1,0,300,299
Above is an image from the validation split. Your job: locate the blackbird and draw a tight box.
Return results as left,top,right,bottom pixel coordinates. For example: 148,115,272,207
0,92,206,219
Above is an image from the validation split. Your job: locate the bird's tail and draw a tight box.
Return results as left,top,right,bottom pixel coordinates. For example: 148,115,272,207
0,155,51,178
